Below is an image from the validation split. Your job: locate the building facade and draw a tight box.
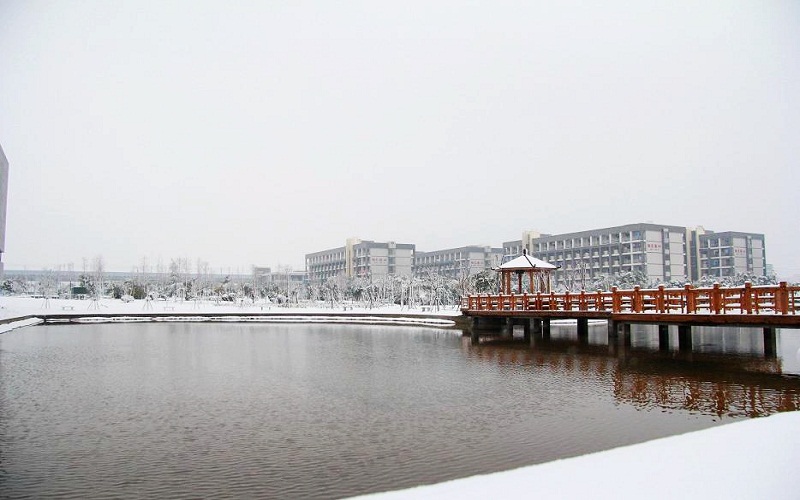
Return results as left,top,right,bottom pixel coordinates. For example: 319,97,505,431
0,144,7,276
688,228,766,280
504,223,769,288
504,223,689,288
306,238,415,284
415,245,504,279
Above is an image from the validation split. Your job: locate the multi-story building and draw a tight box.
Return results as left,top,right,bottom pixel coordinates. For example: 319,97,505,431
415,245,504,279
502,230,547,260
0,143,7,276
504,223,689,287
688,228,766,280
306,238,415,284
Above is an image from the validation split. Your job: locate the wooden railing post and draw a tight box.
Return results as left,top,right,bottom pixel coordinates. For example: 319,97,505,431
633,286,642,313
611,286,620,313
656,285,665,313
685,284,696,313
711,283,722,314
742,282,753,314
778,282,789,315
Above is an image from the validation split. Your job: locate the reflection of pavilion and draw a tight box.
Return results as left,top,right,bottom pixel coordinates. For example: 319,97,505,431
460,335,800,418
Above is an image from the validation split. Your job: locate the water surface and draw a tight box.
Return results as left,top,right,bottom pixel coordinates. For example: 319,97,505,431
1,322,798,498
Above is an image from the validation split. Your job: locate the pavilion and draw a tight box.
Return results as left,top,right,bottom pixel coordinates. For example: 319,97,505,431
496,249,558,294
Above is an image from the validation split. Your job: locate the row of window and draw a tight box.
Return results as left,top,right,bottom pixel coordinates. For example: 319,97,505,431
531,230,677,251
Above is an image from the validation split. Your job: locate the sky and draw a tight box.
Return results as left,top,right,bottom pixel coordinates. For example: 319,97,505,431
0,1,798,276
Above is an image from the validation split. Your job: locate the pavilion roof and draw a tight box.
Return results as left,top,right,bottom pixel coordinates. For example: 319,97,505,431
498,253,557,271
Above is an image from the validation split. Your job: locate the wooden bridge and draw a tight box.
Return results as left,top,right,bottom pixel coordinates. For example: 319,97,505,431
461,282,800,351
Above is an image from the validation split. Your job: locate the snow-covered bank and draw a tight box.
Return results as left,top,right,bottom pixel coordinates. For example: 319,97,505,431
0,316,44,333
0,297,461,327
356,411,800,499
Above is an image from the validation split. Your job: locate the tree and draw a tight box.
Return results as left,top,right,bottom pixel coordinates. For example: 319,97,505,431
471,270,499,294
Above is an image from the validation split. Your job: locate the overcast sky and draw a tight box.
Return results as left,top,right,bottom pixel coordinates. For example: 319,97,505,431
0,1,798,276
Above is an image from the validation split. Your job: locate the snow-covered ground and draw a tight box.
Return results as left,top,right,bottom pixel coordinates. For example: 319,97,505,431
355,410,800,499
3,295,798,499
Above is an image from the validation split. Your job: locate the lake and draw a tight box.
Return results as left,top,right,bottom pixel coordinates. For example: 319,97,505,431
1,322,798,498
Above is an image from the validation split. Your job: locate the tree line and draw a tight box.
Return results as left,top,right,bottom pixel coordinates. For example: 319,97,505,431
1,265,781,308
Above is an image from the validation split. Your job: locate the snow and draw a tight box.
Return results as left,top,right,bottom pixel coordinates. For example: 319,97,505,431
354,411,800,499
498,254,557,270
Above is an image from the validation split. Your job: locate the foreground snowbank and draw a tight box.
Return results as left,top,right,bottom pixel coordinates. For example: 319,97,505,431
356,411,800,499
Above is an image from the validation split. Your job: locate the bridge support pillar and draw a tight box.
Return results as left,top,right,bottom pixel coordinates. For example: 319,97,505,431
658,325,669,351
522,319,531,343
620,323,631,347
678,325,692,351
607,320,617,339
530,319,543,346
542,319,551,339
763,327,777,358
577,318,589,344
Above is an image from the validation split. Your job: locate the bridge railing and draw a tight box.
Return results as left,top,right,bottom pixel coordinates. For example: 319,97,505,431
461,282,800,315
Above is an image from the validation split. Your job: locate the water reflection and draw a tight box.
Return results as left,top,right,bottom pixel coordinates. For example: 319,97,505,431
463,324,800,418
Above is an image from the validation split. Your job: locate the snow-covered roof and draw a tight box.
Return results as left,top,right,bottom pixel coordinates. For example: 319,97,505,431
498,253,557,270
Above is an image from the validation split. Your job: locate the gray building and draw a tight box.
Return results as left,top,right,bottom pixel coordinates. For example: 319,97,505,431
306,238,415,284
415,245,504,279
688,228,766,280
0,143,7,276
504,223,689,287
504,223,769,287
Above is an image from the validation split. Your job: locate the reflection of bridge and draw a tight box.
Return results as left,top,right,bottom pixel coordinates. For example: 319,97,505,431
462,282,800,353
460,335,800,418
